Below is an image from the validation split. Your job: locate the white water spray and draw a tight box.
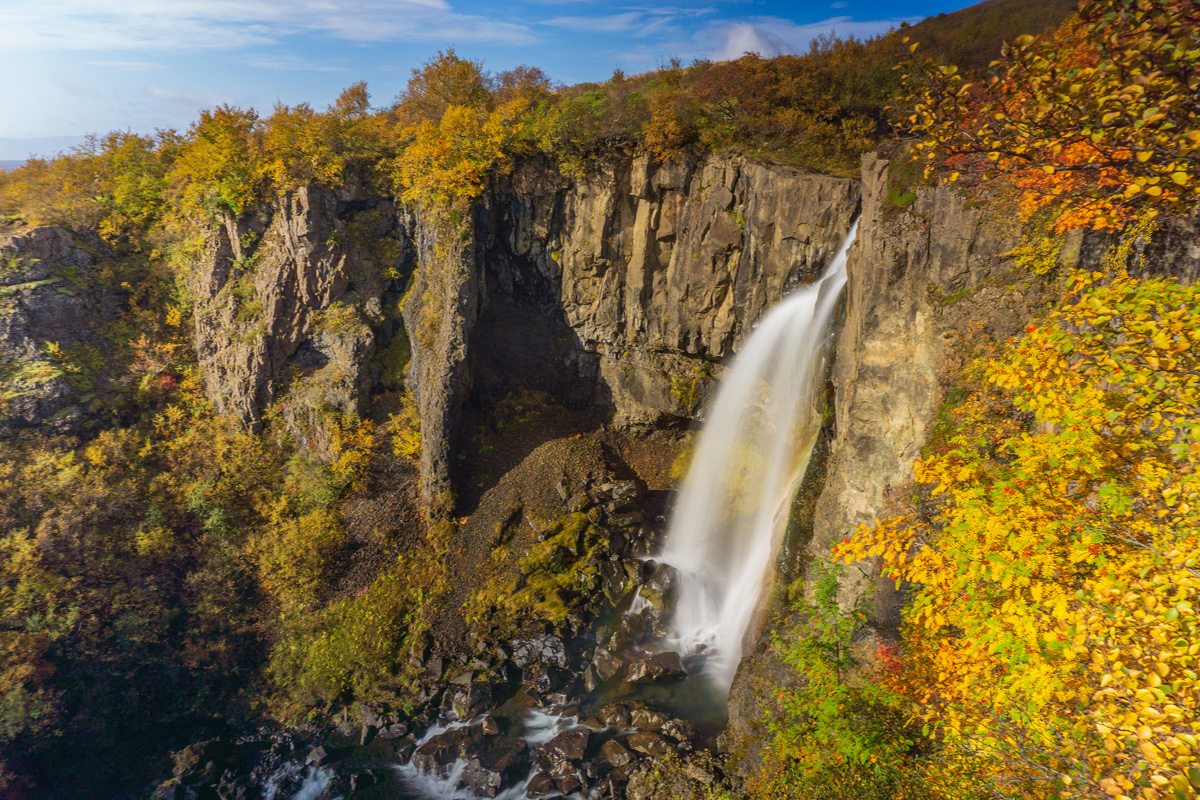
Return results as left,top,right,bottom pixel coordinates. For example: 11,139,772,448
661,221,857,692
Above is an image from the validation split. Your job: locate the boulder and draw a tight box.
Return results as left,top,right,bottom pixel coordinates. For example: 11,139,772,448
629,707,666,731
602,739,636,768
636,563,679,611
625,652,687,684
592,648,625,681
512,635,569,669
539,728,589,765
626,731,675,757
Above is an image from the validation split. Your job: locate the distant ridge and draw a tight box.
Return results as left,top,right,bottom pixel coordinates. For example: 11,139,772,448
906,0,1078,72
0,160,25,172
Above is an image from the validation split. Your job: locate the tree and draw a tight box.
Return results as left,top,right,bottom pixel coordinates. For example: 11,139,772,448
900,0,1200,231
394,49,494,125
838,219,1200,798
171,105,261,217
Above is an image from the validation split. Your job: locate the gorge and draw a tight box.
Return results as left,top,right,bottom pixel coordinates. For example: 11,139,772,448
2,2,1199,797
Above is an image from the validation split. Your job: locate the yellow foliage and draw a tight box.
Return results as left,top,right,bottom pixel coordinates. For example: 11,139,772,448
387,391,422,463
838,224,1200,797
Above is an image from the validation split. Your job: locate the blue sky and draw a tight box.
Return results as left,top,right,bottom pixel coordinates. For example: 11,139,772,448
0,0,982,159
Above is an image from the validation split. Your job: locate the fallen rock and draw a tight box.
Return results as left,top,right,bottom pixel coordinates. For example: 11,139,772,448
625,652,687,684
626,731,675,757
630,707,666,731
636,563,679,611
539,728,589,764
512,635,569,669
602,739,636,768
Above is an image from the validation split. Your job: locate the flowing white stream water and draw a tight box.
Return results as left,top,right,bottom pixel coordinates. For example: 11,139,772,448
660,221,857,692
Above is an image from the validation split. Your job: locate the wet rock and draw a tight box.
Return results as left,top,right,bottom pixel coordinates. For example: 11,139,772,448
609,613,649,653
463,738,530,799
637,563,679,611
608,511,643,528
625,652,687,684
592,648,624,681
556,774,583,794
527,772,556,796
512,635,569,669
449,670,475,685
602,739,636,768
629,707,666,731
599,704,630,728
626,731,675,757
661,718,696,744
445,682,493,720
600,560,635,607
540,728,589,764
410,726,474,773
425,656,444,679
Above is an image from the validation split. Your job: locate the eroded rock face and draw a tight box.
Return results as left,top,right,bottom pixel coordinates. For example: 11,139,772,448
0,224,118,432
476,154,860,424
719,151,1050,784
191,185,413,456
187,154,858,501
410,152,860,501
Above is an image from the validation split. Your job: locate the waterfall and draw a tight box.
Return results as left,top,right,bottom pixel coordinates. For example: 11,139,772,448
661,221,857,692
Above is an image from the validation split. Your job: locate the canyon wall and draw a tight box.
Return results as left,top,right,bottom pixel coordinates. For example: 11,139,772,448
189,153,861,502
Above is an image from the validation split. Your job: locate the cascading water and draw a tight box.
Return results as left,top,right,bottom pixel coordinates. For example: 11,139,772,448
660,221,858,692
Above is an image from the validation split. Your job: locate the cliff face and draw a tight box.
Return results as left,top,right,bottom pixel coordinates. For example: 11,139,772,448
418,153,860,500
0,224,119,432
191,153,860,501
191,185,413,456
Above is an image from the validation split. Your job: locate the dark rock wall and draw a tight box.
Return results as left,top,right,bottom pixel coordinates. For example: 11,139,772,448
0,225,119,432
191,153,860,502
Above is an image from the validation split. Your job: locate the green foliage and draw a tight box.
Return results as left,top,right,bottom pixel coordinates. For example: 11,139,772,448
750,562,988,800
772,563,909,768
268,562,422,708
466,512,603,633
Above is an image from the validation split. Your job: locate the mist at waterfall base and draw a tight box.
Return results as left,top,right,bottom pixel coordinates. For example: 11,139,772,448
660,221,857,694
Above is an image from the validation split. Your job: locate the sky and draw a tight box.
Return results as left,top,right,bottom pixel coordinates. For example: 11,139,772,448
0,0,984,160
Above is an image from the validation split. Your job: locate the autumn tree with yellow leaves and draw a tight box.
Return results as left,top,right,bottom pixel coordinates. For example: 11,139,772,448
899,0,1200,231
838,217,1200,799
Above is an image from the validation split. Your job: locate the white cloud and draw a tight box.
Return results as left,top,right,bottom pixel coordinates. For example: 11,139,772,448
0,0,535,51
246,57,349,72
702,15,917,60
544,12,644,33
711,22,791,59
86,60,167,71
542,6,713,42
147,85,237,111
